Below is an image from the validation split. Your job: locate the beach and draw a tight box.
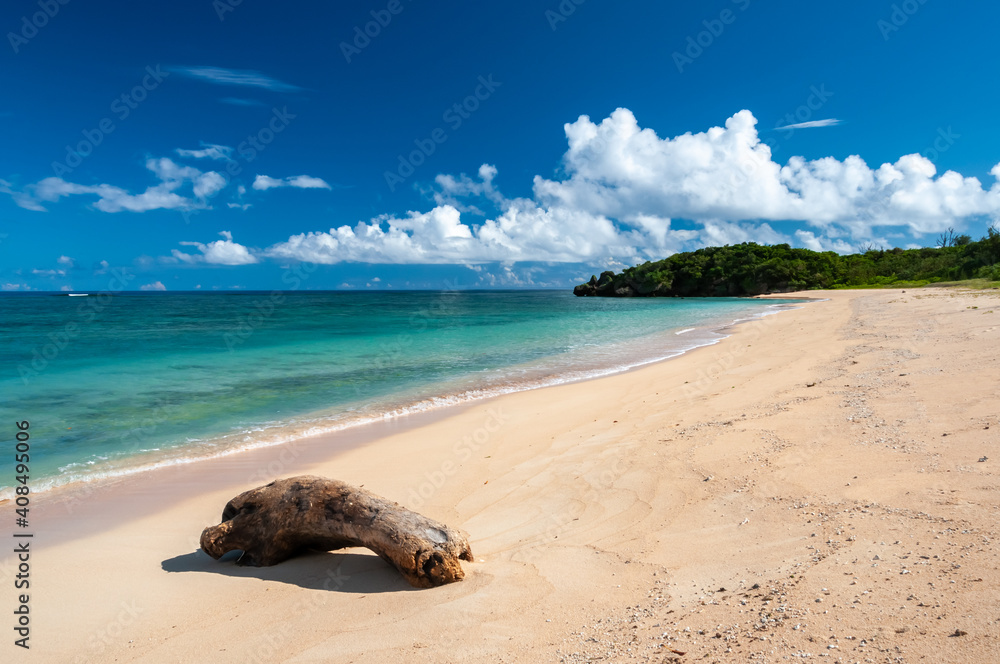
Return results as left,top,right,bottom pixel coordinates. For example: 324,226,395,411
9,287,1000,663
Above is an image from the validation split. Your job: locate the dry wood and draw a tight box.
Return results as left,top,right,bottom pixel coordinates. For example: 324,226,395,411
200,476,473,588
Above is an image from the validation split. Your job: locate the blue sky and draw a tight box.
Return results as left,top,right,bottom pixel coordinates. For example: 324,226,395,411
2,0,1000,292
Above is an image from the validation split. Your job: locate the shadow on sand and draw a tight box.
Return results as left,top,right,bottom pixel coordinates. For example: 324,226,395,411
161,548,418,594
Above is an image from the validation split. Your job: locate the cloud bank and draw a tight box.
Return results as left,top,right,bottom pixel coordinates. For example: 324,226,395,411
7,108,1000,269
265,108,1000,265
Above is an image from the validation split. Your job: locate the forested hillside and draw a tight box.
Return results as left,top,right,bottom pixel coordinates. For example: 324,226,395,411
574,228,1000,297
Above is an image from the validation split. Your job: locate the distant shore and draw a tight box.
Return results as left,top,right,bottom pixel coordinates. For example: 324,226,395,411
10,287,1000,663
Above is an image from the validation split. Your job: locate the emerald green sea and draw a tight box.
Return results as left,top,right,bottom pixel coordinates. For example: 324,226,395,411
0,290,803,497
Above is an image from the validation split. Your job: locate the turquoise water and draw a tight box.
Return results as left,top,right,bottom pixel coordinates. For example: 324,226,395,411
0,291,801,496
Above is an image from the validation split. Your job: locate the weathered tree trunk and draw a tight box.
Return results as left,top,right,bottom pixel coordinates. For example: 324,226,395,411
200,476,474,588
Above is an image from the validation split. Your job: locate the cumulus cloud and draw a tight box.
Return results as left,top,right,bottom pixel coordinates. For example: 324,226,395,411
265,199,641,265
9,108,1000,271
140,281,167,291
171,231,258,265
31,268,66,277
794,230,854,254
252,174,331,191
14,157,226,213
533,108,1000,238
261,108,1000,266
57,255,75,267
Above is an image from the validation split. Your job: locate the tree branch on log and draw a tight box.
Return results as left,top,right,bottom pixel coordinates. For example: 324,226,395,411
200,476,474,588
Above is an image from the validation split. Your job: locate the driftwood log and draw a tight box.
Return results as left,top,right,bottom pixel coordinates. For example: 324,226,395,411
200,476,473,588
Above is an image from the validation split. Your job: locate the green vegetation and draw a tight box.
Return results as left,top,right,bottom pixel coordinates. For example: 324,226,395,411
574,226,1000,297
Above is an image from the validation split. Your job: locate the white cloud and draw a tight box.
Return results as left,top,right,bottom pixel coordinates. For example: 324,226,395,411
701,221,788,247
95,260,110,275
170,66,300,92
193,171,227,199
16,158,226,213
31,268,66,277
778,118,841,130
57,255,75,267
273,107,1000,265
532,108,1000,239
252,174,331,191
2,283,28,290
60,285,73,292
140,281,167,291
265,197,643,265
10,108,1000,271
172,231,258,265
794,230,853,254
251,175,282,191
176,144,233,161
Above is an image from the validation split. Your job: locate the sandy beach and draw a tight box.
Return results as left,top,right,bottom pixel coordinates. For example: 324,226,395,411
7,287,1000,663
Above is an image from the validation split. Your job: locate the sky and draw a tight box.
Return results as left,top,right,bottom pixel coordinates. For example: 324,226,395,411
2,0,1000,292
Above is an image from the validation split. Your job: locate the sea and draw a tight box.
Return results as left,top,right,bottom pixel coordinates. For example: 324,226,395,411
0,290,804,498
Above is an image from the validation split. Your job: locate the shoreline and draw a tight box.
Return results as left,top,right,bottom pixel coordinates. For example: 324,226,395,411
11,287,1000,663
12,296,807,511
